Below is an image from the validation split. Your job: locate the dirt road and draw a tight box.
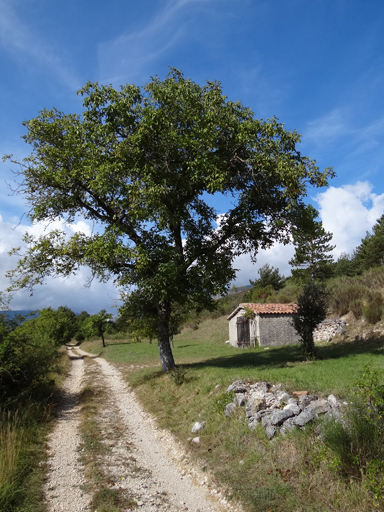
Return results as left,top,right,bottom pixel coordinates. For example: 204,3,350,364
43,347,239,512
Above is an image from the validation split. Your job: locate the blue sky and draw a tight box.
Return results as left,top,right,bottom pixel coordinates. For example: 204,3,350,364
1,0,384,313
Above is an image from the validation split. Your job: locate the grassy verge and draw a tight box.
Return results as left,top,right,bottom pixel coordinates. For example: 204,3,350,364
0,347,71,512
78,357,137,511
81,315,384,511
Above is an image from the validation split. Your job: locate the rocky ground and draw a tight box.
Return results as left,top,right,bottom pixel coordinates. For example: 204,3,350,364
43,346,242,512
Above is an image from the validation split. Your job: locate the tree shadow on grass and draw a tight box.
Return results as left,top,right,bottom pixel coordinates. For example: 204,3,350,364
103,340,135,347
177,336,384,372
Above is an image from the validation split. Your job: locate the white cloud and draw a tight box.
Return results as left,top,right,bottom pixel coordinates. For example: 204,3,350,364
0,216,119,314
232,241,295,287
316,181,384,257
232,181,384,286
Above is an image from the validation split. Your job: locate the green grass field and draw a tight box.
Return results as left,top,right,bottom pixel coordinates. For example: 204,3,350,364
83,315,384,397
81,316,384,512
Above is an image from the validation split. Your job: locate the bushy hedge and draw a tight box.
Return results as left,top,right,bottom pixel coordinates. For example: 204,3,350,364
0,307,76,402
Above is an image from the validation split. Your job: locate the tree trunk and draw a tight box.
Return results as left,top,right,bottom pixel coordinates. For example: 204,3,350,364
149,337,152,344
100,331,106,348
169,335,174,348
157,301,175,372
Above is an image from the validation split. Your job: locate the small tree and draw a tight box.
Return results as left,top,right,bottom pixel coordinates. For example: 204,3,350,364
290,205,335,283
292,282,327,359
249,264,285,291
85,310,113,347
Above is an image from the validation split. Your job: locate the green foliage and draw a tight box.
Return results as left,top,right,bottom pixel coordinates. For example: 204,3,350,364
332,216,384,279
327,269,384,320
169,365,188,385
362,292,383,324
242,306,256,319
349,298,363,319
74,311,90,342
289,204,335,283
267,294,293,304
354,215,384,273
333,252,359,278
323,366,384,506
327,278,366,316
35,306,77,346
0,306,74,400
5,69,333,371
243,284,275,303
82,310,113,347
292,282,327,359
249,264,285,291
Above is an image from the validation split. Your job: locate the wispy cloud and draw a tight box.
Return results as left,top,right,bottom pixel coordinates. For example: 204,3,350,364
0,0,79,90
98,0,221,84
303,108,384,181
304,108,350,144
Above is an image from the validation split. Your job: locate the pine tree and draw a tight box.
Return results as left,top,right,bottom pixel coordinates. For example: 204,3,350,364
289,205,335,283
353,214,384,273
249,264,285,291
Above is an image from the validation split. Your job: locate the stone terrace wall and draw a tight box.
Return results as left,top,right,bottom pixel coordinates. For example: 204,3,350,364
313,319,347,342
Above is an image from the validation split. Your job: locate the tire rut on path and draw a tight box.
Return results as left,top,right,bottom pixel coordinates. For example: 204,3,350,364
75,347,238,512
44,348,91,512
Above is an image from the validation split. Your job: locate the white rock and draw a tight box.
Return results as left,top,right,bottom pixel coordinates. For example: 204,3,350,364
328,394,341,407
191,421,204,433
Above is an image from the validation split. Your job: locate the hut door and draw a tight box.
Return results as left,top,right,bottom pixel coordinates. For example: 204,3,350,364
237,316,250,348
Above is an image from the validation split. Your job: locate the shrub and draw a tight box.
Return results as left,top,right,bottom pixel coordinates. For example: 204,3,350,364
350,298,363,319
169,366,188,385
363,293,383,324
0,329,59,400
327,279,366,316
292,282,327,359
267,294,292,304
322,366,384,506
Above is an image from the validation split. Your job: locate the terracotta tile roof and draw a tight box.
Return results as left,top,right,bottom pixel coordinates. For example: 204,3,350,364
227,302,298,320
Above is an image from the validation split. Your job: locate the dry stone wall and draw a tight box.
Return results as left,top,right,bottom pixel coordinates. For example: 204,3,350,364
224,380,345,439
313,319,347,342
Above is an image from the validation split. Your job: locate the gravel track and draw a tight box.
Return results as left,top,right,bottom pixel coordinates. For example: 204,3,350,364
44,347,241,512
44,349,91,512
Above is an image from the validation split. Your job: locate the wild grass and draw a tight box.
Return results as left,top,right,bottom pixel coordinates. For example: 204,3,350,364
327,266,384,322
0,348,70,512
0,411,22,507
82,314,384,511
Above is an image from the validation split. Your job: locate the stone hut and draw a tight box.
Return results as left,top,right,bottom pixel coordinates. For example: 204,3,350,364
227,303,300,348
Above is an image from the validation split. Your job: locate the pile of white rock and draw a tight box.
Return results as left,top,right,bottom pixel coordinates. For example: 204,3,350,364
313,319,347,342
224,380,344,439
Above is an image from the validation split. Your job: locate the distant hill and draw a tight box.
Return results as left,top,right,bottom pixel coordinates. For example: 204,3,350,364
1,310,39,321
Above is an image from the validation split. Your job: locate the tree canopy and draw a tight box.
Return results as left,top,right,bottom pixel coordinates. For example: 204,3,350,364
5,69,334,371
